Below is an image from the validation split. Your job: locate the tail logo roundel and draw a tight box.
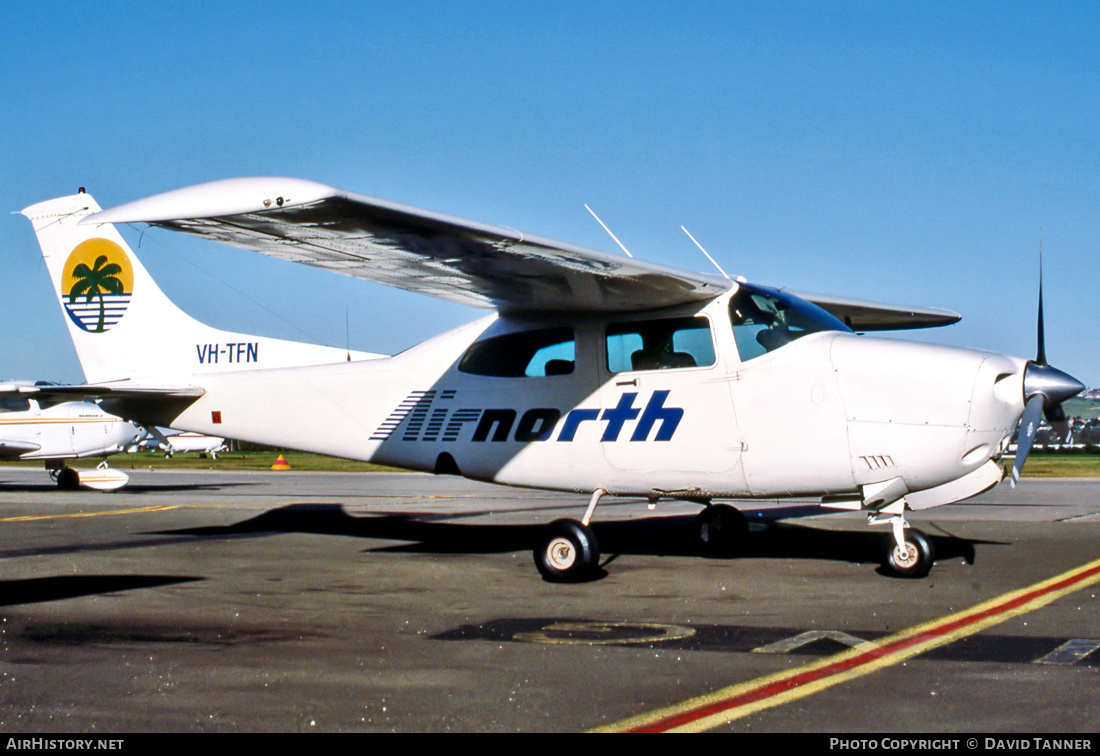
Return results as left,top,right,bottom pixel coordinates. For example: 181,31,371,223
62,238,135,333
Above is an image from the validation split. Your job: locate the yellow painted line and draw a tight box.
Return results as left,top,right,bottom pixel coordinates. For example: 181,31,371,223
0,505,185,523
595,556,1100,733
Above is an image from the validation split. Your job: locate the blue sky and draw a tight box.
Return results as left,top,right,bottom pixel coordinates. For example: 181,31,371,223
2,1,1098,386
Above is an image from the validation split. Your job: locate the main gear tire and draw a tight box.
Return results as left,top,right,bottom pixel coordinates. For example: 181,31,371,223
534,519,600,582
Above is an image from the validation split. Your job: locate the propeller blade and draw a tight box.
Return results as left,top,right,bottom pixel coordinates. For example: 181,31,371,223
1045,403,1071,444
1011,393,1045,488
1013,249,1085,478
1036,257,1046,366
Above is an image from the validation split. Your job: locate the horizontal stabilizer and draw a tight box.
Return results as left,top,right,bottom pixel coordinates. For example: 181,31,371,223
0,440,42,458
0,382,204,400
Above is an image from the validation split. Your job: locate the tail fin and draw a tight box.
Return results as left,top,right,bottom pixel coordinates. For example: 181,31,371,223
22,191,379,385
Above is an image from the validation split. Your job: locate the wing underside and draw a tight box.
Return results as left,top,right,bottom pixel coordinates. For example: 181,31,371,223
795,291,961,331
83,177,960,327
85,178,729,314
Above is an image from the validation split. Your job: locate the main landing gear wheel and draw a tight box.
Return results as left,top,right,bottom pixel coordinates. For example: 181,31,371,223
693,504,748,557
54,467,80,491
884,528,935,578
534,519,600,582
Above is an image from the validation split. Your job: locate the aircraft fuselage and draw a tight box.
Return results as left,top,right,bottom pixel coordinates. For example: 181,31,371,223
157,289,1024,507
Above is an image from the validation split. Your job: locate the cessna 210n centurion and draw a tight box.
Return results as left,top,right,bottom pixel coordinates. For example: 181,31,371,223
0,382,142,490
21,179,1084,580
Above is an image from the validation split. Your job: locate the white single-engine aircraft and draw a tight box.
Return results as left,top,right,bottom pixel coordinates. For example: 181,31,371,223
21,180,1084,579
0,382,142,490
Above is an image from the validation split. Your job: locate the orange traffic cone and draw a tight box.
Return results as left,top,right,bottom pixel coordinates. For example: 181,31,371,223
271,455,291,470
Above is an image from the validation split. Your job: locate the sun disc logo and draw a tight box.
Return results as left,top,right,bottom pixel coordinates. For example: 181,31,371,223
62,238,135,333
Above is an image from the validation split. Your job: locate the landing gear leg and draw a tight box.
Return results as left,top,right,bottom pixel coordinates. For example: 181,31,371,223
874,507,935,578
533,488,604,582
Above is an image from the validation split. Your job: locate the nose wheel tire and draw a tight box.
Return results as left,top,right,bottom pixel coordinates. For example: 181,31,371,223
534,519,600,582
884,528,935,578
693,504,749,557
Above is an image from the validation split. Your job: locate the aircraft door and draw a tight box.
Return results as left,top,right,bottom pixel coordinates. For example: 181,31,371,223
67,411,109,456
725,347,852,496
598,315,743,485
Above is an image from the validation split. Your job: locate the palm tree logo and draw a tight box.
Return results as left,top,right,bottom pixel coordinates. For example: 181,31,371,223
62,238,134,333
69,255,124,332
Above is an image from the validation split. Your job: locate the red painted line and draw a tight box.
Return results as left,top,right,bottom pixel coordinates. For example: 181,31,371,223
612,558,1100,733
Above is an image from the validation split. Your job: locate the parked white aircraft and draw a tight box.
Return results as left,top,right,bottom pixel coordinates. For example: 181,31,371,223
20,180,1084,579
141,429,227,457
0,382,141,490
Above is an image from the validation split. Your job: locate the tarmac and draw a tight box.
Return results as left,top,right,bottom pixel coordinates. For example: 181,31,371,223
0,466,1097,734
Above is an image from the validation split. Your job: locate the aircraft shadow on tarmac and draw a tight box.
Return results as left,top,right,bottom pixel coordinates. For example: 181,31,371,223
161,503,1002,580
0,575,201,607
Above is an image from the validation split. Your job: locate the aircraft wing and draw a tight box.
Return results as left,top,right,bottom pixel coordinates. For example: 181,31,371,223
83,178,731,314
83,177,961,328
792,291,961,331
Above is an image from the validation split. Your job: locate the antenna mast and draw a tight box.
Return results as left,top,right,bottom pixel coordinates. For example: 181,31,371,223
584,204,633,258
681,226,730,280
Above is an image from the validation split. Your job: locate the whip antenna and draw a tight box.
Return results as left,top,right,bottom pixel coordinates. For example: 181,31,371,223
681,226,730,280
584,204,633,258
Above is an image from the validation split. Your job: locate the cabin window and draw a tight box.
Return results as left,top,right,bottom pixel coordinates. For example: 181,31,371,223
605,316,716,373
0,398,31,413
729,283,851,362
458,327,575,378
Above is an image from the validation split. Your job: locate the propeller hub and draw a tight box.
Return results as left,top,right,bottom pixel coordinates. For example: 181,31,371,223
1022,361,1085,409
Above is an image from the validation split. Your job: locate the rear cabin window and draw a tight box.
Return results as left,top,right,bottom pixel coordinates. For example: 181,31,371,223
605,316,716,373
458,327,575,378
0,398,31,412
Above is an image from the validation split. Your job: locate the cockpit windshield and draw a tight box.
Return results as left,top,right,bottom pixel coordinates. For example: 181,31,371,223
729,283,851,362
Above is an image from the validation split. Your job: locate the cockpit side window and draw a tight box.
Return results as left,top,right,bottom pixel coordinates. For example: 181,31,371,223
458,327,575,378
0,398,31,413
729,284,851,362
606,316,716,373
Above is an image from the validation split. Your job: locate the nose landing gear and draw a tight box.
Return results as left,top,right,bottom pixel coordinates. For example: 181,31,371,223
885,527,935,578
871,503,936,578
